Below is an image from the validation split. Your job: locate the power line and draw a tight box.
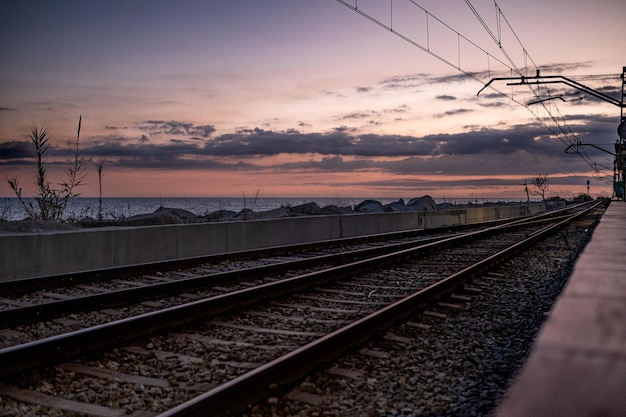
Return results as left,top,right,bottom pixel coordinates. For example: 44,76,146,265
335,1,517,91
335,0,612,179
465,0,614,178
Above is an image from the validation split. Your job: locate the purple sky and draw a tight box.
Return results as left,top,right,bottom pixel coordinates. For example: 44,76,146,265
1,0,623,199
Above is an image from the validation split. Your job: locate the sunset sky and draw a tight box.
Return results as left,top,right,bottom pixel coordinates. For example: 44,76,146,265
1,0,623,200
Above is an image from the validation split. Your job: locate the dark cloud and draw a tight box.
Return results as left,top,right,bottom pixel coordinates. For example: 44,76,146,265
478,101,509,109
435,108,473,118
384,104,411,114
0,141,31,159
1,111,614,184
0,107,18,112
379,73,429,90
480,92,506,100
140,120,216,138
340,112,372,120
536,62,593,74
436,95,456,101
333,125,358,133
431,73,472,84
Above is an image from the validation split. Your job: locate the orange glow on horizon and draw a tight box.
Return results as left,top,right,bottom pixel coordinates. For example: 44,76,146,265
1,166,610,201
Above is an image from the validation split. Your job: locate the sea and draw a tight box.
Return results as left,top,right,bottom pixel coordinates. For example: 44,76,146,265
0,196,527,222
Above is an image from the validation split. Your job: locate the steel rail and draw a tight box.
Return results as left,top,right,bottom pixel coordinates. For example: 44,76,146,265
1,201,591,296
4,208,577,327
0,210,574,327
0,201,603,378
157,200,603,417
0,228,430,295
0,233,451,326
0,226,490,376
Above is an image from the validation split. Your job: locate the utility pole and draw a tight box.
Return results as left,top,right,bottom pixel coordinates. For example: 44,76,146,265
479,66,626,201
616,66,626,200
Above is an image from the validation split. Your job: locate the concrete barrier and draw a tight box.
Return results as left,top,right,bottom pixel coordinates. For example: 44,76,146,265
0,203,544,280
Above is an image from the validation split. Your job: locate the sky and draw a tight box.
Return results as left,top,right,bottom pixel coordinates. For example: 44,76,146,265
1,0,624,200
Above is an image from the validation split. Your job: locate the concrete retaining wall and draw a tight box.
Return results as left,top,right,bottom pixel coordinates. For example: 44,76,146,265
0,203,544,280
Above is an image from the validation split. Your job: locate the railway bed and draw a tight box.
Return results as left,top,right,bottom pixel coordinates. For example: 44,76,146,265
0,201,606,416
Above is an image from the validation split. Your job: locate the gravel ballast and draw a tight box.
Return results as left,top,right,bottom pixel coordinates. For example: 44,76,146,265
0,213,599,417
238,219,595,417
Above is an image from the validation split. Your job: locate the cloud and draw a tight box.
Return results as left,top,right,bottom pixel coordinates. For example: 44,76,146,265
536,62,593,74
436,95,456,101
1,111,614,182
0,141,31,159
139,120,216,138
435,108,473,118
384,104,411,114
379,73,429,91
340,112,373,120
477,101,509,109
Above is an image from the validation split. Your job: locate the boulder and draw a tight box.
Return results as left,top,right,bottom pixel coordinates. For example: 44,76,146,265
154,206,196,222
235,207,290,220
117,206,197,226
203,209,237,221
406,195,436,211
249,207,290,220
233,208,254,220
320,205,354,215
289,202,321,216
355,200,385,213
384,201,412,212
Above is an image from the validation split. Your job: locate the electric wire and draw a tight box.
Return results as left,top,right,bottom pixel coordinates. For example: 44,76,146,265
335,1,529,109
466,0,611,177
336,0,615,180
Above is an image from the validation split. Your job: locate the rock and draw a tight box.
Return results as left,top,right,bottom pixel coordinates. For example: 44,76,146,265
300,381,317,393
383,200,412,212
237,207,290,220
202,209,237,221
406,195,436,211
118,206,197,226
355,200,385,213
0,220,80,234
154,206,196,221
320,205,353,215
289,202,322,216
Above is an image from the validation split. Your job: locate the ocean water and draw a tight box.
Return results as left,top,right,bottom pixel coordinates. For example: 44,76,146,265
0,196,527,222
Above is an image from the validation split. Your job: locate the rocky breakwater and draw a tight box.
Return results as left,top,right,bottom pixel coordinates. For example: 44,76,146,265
77,196,439,227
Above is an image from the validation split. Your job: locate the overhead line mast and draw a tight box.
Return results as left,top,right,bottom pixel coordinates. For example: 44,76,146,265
335,0,619,192
479,67,626,200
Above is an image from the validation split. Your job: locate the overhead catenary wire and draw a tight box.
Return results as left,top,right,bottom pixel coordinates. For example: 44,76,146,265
335,0,536,119
465,0,612,178
336,0,614,181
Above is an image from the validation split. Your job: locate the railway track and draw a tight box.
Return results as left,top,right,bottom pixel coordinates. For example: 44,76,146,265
0,202,586,332
0,200,605,417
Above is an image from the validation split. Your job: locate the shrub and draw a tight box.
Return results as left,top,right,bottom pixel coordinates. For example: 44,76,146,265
6,116,86,221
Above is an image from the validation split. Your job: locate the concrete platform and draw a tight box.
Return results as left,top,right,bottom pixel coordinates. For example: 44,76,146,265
495,200,626,417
